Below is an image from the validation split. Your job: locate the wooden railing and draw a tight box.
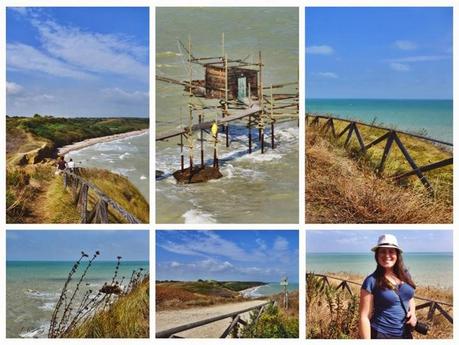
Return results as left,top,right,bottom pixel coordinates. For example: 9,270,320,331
156,300,274,338
62,169,140,224
307,273,453,325
306,114,453,196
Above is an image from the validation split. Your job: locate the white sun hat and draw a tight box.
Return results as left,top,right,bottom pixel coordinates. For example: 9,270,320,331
371,234,403,253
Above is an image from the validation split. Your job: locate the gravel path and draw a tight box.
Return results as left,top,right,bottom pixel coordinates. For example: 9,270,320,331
156,300,268,338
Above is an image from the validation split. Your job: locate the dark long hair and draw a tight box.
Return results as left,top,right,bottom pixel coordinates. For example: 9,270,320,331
374,248,416,290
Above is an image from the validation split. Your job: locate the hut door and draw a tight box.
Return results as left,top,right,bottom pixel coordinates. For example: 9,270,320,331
237,77,247,101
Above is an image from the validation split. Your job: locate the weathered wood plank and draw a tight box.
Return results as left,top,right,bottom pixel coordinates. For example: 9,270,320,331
377,132,395,175
364,131,391,151
220,315,240,338
393,133,433,193
392,157,453,181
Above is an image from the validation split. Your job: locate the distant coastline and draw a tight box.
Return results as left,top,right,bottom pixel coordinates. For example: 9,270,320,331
58,128,149,156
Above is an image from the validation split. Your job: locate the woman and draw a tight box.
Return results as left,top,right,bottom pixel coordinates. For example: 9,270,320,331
359,234,417,339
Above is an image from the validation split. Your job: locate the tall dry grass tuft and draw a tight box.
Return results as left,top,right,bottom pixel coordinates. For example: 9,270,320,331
48,252,148,338
306,128,452,223
306,274,359,339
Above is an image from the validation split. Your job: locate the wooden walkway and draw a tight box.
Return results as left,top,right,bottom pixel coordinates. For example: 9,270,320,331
156,300,274,338
63,169,141,224
307,273,453,325
307,114,453,196
156,105,262,141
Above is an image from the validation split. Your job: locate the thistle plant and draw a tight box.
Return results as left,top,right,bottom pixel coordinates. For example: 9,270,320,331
48,251,147,338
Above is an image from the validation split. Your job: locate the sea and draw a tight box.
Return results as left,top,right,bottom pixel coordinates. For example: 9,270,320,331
306,252,453,289
156,8,299,223
242,282,300,298
306,99,453,143
64,132,149,201
6,260,149,338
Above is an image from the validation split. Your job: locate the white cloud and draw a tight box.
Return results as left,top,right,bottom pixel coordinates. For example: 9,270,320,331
394,40,417,50
6,81,23,95
390,62,411,72
7,43,93,80
102,88,148,103
33,18,148,82
7,10,148,82
387,55,450,63
307,45,334,55
315,72,339,79
160,231,259,262
273,237,289,251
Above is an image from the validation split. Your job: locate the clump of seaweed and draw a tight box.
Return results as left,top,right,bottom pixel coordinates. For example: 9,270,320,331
48,251,148,338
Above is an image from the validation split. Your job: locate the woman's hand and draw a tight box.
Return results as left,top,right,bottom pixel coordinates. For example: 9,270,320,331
406,310,417,327
406,298,417,327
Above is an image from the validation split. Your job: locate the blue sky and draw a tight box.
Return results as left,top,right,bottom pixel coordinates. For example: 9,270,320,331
6,230,149,261
6,7,149,117
307,230,453,253
306,7,452,99
156,230,299,282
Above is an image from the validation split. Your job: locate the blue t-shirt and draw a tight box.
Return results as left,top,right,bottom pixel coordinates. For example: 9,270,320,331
362,272,415,337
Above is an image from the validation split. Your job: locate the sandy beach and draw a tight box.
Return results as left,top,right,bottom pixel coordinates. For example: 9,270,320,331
156,300,268,338
57,128,149,156
239,285,263,298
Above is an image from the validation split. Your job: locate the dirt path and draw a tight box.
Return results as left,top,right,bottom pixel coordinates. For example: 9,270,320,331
21,178,53,223
156,300,268,338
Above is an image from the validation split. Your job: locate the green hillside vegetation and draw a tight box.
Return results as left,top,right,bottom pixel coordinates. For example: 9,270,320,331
65,277,149,338
156,280,266,310
7,114,148,156
6,115,149,223
306,118,452,223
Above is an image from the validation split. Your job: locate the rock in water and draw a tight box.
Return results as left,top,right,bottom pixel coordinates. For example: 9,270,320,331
173,166,223,184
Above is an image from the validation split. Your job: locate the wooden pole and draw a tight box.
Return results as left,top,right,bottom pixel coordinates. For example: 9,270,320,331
271,84,275,149
180,134,184,172
199,114,204,167
188,35,194,173
213,132,219,168
224,53,229,148
248,115,252,154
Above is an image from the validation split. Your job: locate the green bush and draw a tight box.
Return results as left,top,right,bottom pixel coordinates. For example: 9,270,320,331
241,303,298,338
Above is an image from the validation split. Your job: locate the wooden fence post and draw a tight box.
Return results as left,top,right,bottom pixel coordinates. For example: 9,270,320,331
79,184,89,223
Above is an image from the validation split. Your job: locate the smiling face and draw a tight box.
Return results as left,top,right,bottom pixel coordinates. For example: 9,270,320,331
376,247,398,269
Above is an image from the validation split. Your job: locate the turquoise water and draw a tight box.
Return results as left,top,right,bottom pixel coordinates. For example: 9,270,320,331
306,99,453,143
65,131,149,201
306,252,452,289
242,282,299,298
6,260,149,338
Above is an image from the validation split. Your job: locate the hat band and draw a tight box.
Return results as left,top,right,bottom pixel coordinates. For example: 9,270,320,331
378,242,397,247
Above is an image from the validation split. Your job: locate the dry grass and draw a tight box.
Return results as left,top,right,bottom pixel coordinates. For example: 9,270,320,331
65,278,149,338
306,272,453,339
155,282,246,311
306,126,452,223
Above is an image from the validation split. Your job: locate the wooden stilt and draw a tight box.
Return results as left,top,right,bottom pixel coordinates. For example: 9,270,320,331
248,116,252,154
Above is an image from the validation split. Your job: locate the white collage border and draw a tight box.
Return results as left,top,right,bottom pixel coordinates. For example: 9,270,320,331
0,0,457,344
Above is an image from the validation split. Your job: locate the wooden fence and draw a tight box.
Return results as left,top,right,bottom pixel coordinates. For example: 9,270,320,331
62,169,140,224
307,273,453,325
306,114,453,196
156,300,274,338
